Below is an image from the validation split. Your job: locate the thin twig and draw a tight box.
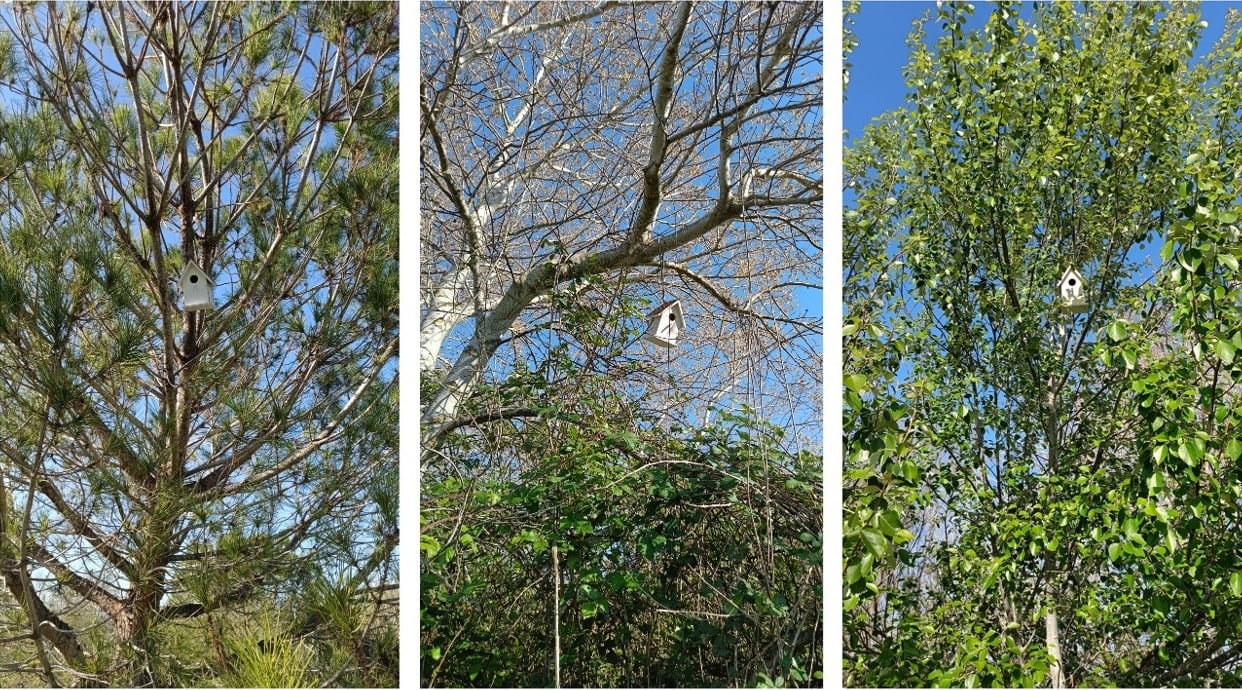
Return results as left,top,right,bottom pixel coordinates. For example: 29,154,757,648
655,608,735,619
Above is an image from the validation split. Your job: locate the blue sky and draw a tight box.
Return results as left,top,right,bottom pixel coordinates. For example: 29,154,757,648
845,2,1238,143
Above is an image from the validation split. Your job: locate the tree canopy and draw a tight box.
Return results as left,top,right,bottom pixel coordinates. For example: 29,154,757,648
845,2,1242,686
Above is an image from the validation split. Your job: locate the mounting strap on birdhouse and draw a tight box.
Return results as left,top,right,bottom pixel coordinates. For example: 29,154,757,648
642,299,683,348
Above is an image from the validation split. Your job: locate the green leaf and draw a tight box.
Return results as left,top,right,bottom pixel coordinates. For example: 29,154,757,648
845,390,863,410
1108,542,1122,562
1155,506,1172,524
1107,321,1127,342
1219,253,1240,271
1145,470,1164,494
860,528,888,560
421,534,441,558
844,374,867,393
844,563,861,586
858,551,874,580
1188,437,1207,463
876,510,902,537
1230,572,1242,598
1216,339,1237,366
1153,596,1170,617
1147,444,1167,466
1227,438,1242,462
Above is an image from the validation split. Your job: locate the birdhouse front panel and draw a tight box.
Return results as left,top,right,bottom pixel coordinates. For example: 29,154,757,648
179,261,216,312
1058,267,1088,313
643,299,683,347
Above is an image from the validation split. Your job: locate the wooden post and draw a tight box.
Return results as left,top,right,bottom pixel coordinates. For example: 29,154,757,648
553,543,561,689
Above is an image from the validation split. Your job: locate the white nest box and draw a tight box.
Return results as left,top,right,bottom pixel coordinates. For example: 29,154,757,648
1058,266,1088,313
178,260,215,312
643,299,683,348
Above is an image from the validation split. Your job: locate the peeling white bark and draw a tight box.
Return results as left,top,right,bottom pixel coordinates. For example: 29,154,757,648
420,267,472,375
421,262,556,448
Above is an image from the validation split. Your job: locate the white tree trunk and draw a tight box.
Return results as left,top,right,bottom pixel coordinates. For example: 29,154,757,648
1046,607,1064,688
1045,337,1065,688
420,267,472,374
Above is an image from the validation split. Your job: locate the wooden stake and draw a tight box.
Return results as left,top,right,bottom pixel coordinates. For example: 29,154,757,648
553,543,561,689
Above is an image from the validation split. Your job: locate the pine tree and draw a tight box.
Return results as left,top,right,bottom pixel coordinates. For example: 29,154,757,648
0,3,397,685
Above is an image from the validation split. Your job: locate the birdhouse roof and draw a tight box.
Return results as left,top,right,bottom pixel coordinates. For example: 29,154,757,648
178,260,214,287
1059,266,1083,285
646,299,681,319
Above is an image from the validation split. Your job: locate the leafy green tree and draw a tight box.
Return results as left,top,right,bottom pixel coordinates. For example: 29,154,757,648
421,370,822,687
844,2,1242,686
0,2,397,685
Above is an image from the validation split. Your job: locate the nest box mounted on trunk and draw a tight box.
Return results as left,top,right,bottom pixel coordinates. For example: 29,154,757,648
643,299,683,348
1058,265,1088,313
179,260,215,312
